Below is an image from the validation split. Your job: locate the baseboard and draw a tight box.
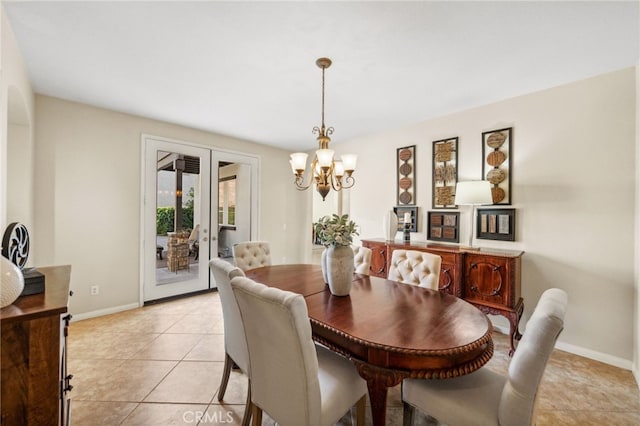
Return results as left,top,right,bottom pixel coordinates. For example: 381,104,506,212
492,324,633,371
70,302,141,322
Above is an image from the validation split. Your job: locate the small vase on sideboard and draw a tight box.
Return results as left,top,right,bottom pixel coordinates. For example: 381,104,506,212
383,210,398,241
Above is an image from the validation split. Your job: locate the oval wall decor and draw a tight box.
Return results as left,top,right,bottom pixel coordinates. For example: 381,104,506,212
482,127,512,205
397,145,416,206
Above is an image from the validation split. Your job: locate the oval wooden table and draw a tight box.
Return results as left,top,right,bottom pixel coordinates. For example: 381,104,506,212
246,264,493,426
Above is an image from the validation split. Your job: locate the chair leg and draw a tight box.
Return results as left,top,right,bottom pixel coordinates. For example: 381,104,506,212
402,402,415,426
240,379,252,426
251,404,262,426
355,395,366,426
218,352,233,401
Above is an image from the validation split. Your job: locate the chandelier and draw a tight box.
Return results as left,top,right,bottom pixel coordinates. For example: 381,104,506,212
289,57,357,201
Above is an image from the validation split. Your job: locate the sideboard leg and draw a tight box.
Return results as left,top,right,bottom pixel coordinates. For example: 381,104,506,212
508,299,525,356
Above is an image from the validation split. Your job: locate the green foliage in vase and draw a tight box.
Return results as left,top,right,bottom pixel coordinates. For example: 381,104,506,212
313,214,359,247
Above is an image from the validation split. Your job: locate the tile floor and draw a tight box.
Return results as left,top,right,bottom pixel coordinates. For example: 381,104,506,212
69,291,640,425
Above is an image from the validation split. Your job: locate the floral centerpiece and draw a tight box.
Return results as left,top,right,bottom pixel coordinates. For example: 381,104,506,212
313,214,359,296
313,214,359,247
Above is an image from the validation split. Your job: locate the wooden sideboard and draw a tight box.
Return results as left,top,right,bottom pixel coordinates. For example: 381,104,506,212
1,265,73,426
362,239,523,355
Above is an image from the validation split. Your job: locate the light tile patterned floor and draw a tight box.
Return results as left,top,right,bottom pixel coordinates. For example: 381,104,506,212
69,291,640,425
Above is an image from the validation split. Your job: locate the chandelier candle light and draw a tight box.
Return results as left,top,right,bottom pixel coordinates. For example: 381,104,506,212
290,57,357,201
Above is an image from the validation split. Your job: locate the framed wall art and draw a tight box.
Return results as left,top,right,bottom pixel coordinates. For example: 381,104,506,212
476,208,515,241
482,127,512,205
394,206,417,232
397,145,415,205
432,137,458,209
427,211,459,243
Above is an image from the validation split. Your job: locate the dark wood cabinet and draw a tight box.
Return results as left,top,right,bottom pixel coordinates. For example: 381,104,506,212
361,239,523,355
1,265,72,426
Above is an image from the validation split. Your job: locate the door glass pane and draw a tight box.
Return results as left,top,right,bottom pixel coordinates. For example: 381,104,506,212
156,151,200,285
227,179,236,225
218,176,237,226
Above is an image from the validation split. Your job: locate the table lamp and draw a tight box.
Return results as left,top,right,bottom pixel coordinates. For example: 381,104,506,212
454,181,493,248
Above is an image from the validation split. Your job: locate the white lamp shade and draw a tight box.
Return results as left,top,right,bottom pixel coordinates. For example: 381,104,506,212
333,160,345,177
316,149,334,167
290,153,308,171
454,181,493,205
341,154,358,171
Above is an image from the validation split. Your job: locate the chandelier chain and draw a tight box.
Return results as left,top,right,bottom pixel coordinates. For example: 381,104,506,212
321,65,325,131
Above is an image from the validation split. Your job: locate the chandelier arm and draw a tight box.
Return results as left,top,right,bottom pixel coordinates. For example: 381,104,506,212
341,174,355,189
293,157,319,190
327,163,342,192
294,175,313,191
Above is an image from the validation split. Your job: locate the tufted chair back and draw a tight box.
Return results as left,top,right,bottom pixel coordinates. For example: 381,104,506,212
230,276,367,426
402,288,567,426
352,246,372,275
232,241,272,272
498,288,567,425
209,258,248,372
387,249,442,290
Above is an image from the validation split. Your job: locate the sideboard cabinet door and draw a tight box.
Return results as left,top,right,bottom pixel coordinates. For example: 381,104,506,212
464,253,520,309
433,251,462,297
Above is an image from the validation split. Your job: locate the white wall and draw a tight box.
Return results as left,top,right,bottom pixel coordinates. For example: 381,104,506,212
0,6,35,254
341,68,636,367
33,95,310,316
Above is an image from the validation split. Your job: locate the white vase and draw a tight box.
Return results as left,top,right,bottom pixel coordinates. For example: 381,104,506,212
384,210,398,241
326,245,354,296
1,256,25,308
320,247,329,284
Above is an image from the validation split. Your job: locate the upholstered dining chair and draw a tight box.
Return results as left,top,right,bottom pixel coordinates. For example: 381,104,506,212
230,276,368,426
387,249,442,290
232,241,272,272
402,288,568,426
353,246,372,275
208,258,251,426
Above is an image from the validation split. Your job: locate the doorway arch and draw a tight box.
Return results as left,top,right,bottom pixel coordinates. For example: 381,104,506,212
5,86,34,263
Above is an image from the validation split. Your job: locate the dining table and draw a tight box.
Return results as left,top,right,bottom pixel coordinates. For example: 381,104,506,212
245,264,493,426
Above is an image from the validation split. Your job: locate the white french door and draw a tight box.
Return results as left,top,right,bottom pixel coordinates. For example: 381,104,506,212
142,137,211,302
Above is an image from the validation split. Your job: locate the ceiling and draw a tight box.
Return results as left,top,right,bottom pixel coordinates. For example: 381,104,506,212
3,1,638,151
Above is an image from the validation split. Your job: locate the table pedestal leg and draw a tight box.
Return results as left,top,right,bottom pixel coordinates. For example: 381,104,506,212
353,361,405,426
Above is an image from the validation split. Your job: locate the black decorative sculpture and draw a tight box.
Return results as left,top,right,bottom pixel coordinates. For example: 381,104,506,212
1,222,30,269
2,222,45,295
